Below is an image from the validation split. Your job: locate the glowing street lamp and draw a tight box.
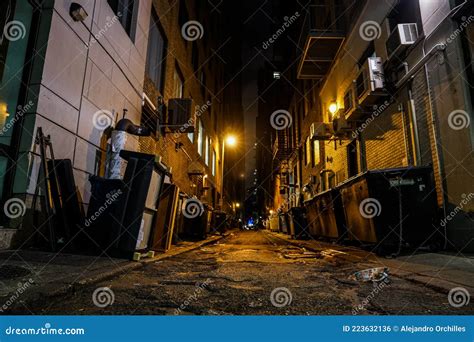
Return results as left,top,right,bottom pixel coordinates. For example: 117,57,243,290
226,135,237,147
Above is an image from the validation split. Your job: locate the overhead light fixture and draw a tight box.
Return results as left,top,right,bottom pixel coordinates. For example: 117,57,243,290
70,3,88,22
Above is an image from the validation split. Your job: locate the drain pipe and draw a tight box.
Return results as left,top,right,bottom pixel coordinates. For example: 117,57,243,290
423,53,448,249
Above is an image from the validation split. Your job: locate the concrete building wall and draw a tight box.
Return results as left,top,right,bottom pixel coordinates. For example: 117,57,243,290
15,0,151,213
2,0,243,248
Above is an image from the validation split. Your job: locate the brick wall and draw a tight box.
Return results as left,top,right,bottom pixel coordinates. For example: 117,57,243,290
363,105,408,170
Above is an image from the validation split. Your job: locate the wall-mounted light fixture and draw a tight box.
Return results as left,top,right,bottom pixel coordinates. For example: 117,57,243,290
328,102,338,116
70,3,88,22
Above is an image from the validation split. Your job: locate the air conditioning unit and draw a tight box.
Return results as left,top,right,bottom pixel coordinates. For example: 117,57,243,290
167,98,194,132
333,111,355,137
310,122,334,140
386,23,418,60
356,57,386,107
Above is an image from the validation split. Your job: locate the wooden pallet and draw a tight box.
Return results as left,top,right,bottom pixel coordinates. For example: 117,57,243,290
132,250,155,262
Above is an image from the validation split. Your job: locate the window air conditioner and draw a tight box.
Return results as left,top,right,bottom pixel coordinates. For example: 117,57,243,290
310,122,334,140
332,110,355,137
386,23,418,60
356,57,386,107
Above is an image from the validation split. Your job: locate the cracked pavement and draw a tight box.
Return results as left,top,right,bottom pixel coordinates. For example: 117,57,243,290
13,230,474,315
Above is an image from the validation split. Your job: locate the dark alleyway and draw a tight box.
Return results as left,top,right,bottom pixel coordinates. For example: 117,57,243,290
17,230,474,315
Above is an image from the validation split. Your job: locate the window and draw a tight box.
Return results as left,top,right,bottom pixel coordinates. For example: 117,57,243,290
305,137,311,165
313,140,320,166
204,136,210,165
173,66,184,98
198,120,203,155
145,12,167,92
387,0,422,34
107,0,138,40
140,103,158,135
343,88,354,113
293,166,298,187
347,140,358,178
212,149,216,176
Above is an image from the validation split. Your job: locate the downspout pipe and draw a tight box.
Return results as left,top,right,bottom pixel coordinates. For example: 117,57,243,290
115,119,151,136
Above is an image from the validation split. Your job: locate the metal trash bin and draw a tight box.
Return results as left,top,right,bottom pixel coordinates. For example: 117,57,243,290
86,150,155,259
339,166,440,254
279,213,289,234
85,177,124,252
211,211,227,234
183,203,211,240
315,188,346,240
304,196,322,237
288,207,309,239
269,215,280,232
